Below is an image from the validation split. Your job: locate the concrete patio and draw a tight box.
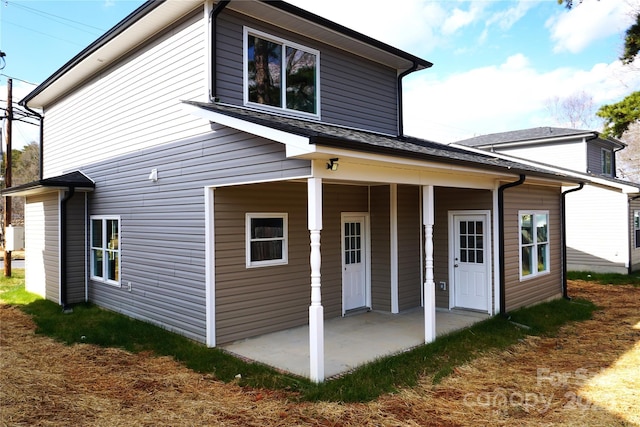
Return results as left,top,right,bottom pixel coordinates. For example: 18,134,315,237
222,308,489,379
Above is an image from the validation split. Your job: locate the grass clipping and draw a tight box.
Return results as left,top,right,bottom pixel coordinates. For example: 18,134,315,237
1,280,639,426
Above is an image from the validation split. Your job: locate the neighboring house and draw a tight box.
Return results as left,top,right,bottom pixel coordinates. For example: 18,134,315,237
8,1,584,381
456,127,640,274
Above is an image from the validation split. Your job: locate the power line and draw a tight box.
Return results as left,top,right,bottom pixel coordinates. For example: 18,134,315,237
6,1,106,35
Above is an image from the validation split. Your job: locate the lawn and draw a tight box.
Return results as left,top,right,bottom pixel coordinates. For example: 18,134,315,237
1,272,638,425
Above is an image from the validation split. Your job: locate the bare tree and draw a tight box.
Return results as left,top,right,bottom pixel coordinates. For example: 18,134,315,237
617,122,640,183
544,91,601,129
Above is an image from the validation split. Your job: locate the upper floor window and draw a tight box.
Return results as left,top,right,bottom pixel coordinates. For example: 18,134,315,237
91,216,120,286
244,27,319,118
601,148,612,175
519,211,550,280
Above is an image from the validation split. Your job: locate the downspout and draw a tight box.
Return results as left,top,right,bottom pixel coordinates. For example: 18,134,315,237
19,103,44,180
498,174,525,316
60,186,75,313
561,183,584,299
397,62,418,137
209,0,231,102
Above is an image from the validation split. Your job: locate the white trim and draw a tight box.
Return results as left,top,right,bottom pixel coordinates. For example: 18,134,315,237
390,184,399,313
89,215,122,287
245,213,289,268
492,184,501,316
422,185,436,343
340,212,371,315
518,210,550,281
243,26,321,119
84,192,89,302
204,175,313,190
448,210,492,314
205,187,216,347
308,178,324,382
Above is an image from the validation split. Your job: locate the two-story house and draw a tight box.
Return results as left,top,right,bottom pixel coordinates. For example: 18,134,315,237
457,127,640,275
9,1,585,381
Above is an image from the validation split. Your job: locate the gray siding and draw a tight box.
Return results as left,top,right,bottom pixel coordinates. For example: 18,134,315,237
370,185,391,311
67,193,87,304
433,187,493,309
587,140,615,177
215,182,368,344
397,185,421,311
84,126,310,344
216,10,399,135
503,184,562,311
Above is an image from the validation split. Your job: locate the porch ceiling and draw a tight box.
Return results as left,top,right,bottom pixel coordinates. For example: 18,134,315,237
222,309,488,379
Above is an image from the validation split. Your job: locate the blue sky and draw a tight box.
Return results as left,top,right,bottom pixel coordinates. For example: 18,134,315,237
1,0,639,148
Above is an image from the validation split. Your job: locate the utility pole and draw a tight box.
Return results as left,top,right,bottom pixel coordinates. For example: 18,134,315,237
4,78,12,277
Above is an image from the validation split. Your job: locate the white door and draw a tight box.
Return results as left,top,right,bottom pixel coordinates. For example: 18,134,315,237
453,214,489,312
342,215,367,312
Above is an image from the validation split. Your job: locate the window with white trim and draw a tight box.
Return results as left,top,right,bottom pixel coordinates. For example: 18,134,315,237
90,216,120,285
244,27,319,117
519,211,549,279
634,210,640,249
601,148,612,175
246,213,288,268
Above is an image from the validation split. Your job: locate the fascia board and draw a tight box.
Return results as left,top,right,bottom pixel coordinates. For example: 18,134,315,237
182,103,314,154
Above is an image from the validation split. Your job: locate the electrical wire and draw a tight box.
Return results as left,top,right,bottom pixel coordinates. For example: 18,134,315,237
6,1,106,35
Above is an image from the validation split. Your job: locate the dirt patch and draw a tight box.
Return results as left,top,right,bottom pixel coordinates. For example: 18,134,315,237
1,281,638,426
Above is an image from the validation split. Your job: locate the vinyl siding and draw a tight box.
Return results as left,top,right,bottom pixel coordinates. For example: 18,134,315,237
631,198,640,273
564,185,628,273
498,141,586,173
586,140,615,177
433,187,493,309
215,182,368,344
216,10,399,135
397,185,421,311
370,185,391,311
67,193,87,303
502,184,562,311
24,192,60,302
85,127,311,344
42,10,212,178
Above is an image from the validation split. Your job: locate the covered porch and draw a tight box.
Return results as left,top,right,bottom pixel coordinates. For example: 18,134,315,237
222,308,489,379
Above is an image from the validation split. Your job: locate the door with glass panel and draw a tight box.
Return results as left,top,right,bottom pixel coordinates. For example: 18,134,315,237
452,214,489,311
342,215,367,312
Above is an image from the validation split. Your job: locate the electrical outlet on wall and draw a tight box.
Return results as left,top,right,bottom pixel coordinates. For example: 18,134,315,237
439,281,446,291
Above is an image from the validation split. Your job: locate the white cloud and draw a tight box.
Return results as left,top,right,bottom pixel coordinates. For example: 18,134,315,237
486,0,537,31
547,0,636,54
402,55,640,143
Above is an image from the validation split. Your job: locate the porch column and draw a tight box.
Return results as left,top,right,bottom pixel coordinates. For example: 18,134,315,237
423,185,436,343
308,178,324,382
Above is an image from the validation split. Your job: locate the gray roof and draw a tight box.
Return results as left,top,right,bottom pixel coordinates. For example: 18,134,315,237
456,127,624,148
2,171,95,196
185,102,583,183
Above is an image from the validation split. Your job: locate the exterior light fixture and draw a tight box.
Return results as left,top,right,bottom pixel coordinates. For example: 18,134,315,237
327,158,339,171
148,168,158,182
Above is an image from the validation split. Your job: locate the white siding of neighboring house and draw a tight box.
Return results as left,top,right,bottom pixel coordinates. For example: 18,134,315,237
24,192,60,301
41,11,212,178
564,184,629,273
498,140,587,173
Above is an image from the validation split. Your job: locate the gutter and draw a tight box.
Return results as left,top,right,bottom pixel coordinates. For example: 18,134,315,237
561,183,584,299
209,0,230,101
60,186,76,313
498,174,526,315
397,62,418,137
19,104,44,180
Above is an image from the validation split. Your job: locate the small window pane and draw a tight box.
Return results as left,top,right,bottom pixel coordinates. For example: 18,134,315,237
476,250,483,263
522,246,532,276
247,36,282,108
476,221,483,235
460,236,467,249
537,243,548,272
91,219,102,247
92,249,103,277
251,241,283,262
460,222,467,234
468,221,475,234
469,250,475,263
521,214,533,244
251,218,283,239
468,236,475,249
536,214,548,243
477,236,483,249
461,251,467,262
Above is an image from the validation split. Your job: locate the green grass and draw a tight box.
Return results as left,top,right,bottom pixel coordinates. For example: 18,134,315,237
567,271,640,286
1,271,598,402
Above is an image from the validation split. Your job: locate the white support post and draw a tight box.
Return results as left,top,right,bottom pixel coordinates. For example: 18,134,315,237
423,185,436,343
308,178,324,382
390,183,399,313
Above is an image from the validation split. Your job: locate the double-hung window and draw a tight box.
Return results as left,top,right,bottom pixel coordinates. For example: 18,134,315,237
519,211,550,279
91,216,120,285
244,27,320,117
246,213,288,268
601,149,612,176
